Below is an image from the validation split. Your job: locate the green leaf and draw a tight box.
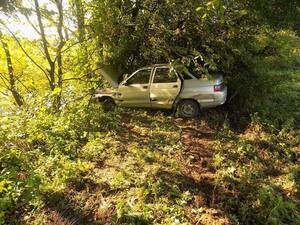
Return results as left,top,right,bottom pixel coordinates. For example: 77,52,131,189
202,13,208,21
240,9,248,16
196,7,203,12
52,87,62,96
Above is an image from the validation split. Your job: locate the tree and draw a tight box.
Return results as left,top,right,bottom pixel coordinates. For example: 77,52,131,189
0,32,24,106
73,0,85,43
1,0,67,110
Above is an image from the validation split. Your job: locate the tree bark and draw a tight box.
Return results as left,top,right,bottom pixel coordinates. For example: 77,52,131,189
33,0,56,91
0,34,24,106
74,0,85,43
73,0,94,80
55,0,65,110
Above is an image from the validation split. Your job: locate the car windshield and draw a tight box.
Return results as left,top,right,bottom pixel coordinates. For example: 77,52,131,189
127,69,152,85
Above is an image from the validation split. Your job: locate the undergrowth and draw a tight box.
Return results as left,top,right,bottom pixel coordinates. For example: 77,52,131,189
214,115,300,225
0,100,299,224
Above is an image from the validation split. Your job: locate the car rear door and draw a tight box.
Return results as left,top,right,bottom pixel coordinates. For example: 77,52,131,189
150,66,181,109
118,68,152,107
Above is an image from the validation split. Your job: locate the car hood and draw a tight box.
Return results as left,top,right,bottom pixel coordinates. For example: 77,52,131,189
98,65,122,88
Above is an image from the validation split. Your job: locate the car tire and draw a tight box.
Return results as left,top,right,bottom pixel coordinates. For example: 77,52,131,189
177,100,200,118
101,98,116,112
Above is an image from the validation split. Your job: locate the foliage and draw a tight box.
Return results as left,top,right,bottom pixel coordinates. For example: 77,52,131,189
0,0,20,12
0,100,110,223
214,117,300,224
0,98,299,224
88,0,300,127
0,0,299,224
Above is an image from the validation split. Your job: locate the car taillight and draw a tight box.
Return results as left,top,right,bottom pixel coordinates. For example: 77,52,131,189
214,83,224,92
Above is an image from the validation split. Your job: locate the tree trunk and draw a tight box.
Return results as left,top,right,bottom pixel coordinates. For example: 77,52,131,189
55,0,65,110
74,0,85,43
73,0,93,80
0,35,24,107
33,0,56,91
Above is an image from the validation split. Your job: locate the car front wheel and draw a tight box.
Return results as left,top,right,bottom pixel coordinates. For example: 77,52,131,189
101,98,116,112
177,100,200,118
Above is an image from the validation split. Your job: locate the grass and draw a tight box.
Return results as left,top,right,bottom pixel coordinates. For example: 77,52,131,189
20,110,223,225
17,107,298,225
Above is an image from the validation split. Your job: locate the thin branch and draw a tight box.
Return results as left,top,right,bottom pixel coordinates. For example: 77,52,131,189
24,13,42,37
0,72,9,81
63,79,100,83
39,7,77,38
15,74,31,93
62,77,87,82
0,73,10,89
33,0,53,66
54,0,66,63
62,68,100,82
227,89,239,103
54,36,93,63
0,90,9,96
0,22,51,84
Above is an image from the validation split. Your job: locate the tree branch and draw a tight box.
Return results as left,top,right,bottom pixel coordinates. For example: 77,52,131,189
0,73,10,89
53,36,93,63
24,13,43,37
0,21,51,84
33,0,54,66
0,90,9,96
62,68,100,82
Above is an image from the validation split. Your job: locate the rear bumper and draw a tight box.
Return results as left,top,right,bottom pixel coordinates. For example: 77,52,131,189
198,87,227,108
215,86,227,105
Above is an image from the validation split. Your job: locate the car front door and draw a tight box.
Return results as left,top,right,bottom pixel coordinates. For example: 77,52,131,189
150,66,181,109
118,68,152,108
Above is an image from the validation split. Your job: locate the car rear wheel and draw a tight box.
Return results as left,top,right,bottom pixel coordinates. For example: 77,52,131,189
101,98,116,112
177,100,200,118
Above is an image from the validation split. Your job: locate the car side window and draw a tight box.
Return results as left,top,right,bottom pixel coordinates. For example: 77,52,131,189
153,67,178,83
126,69,151,85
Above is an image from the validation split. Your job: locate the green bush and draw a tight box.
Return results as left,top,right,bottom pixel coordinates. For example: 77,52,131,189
0,99,121,223
214,117,300,225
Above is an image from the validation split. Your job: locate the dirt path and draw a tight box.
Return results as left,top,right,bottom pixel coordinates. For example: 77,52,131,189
175,118,230,225
176,119,215,178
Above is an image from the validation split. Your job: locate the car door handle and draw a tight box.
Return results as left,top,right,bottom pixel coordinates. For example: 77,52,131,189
173,85,178,88
142,85,148,89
